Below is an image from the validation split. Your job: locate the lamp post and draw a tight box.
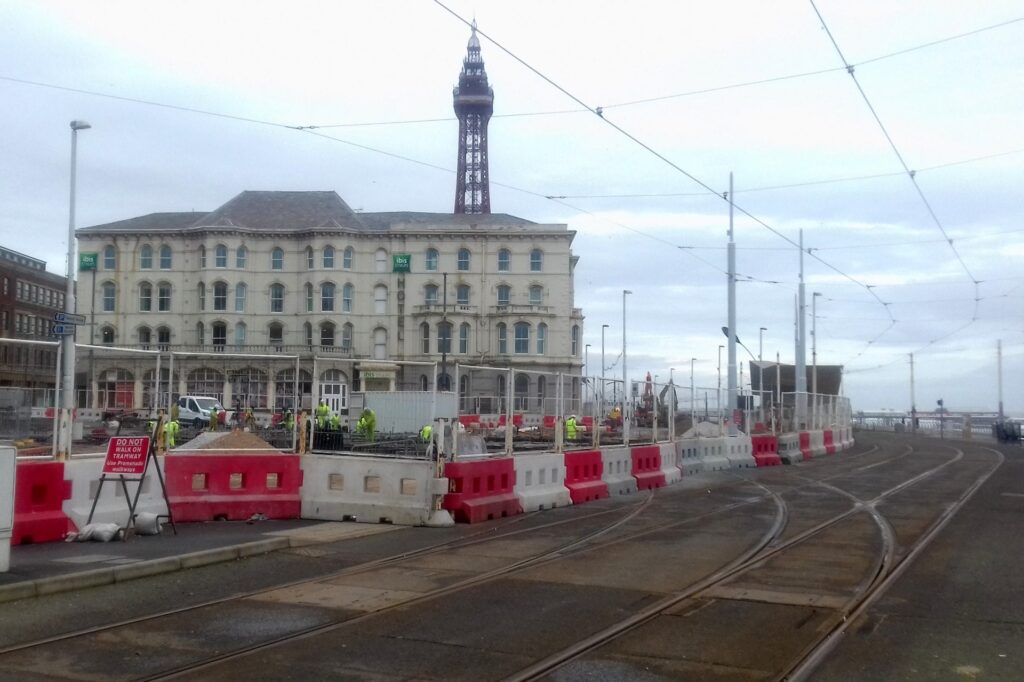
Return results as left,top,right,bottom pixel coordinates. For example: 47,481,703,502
689,357,696,432
59,120,90,460
622,290,632,444
601,324,609,419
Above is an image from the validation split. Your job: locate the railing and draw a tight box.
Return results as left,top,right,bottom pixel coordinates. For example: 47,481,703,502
94,343,354,357
412,304,478,315
488,304,554,316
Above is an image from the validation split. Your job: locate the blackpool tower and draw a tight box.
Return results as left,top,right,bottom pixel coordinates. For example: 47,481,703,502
453,21,493,214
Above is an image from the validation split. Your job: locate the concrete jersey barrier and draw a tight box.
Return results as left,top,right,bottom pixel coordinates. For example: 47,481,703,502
600,446,638,496
512,452,571,513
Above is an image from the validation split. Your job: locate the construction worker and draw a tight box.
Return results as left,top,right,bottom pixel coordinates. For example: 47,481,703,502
356,408,376,442
283,409,294,432
316,399,330,431
165,419,180,449
245,406,256,430
329,412,341,431
565,414,578,441
420,423,433,443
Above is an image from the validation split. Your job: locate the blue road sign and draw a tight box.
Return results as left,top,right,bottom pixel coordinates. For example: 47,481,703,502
54,312,87,325
51,324,74,336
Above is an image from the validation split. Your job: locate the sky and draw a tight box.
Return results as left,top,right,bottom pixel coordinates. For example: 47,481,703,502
1,0,1022,414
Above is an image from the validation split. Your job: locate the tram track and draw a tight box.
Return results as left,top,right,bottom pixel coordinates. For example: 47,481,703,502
502,441,998,682
0,436,965,681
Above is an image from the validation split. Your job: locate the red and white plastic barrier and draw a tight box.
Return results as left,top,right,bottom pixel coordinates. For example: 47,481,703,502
443,458,522,523
563,450,609,504
12,461,72,545
164,453,302,522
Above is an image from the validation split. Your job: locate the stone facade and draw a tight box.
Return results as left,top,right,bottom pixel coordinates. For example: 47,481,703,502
76,191,585,417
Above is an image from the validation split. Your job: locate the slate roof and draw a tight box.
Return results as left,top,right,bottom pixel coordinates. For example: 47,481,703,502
79,191,552,235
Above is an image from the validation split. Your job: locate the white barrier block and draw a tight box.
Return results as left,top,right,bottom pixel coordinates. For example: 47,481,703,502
676,440,704,476
725,435,757,469
809,430,826,457
600,446,638,496
658,443,682,484
698,437,732,472
63,457,170,530
0,446,14,572
300,454,439,526
513,453,571,513
777,433,802,465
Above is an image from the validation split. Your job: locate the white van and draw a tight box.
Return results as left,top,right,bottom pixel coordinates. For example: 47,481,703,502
176,396,224,427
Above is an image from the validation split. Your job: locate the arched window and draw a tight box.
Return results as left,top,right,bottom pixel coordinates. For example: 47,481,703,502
198,245,206,268
459,374,469,400
497,374,507,404
321,282,336,312
271,247,284,270
157,326,171,350
305,283,314,312
320,321,335,347
514,373,529,410
275,368,312,411
102,281,116,312
374,285,388,315
425,248,438,271
342,283,353,312
212,322,227,349
196,321,205,346
341,322,353,350
268,322,284,348
138,326,152,349
530,248,543,272
139,282,153,312
142,368,176,410
159,245,172,269
459,322,470,353
439,372,451,392
457,248,471,271
497,248,510,272
306,246,315,269
101,325,116,345
235,245,247,268
103,245,117,270
437,321,452,354
213,282,228,311
157,282,172,311
514,322,530,353
571,325,579,356
425,284,438,305
97,368,134,410
457,284,470,305
420,322,430,354
140,245,153,269
538,376,547,410
343,246,354,269
234,322,247,348
270,284,285,313
197,281,205,311
234,283,247,312
375,248,387,273
373,327,387,360
230,367,268,408
537,323,547,354
319,369,348,410
497,323,508,354
420,375,429,391
215,244,228,268
323,245,335,268
497,285,510,306
186,367,224,402
529,285,543,305
304,322,313,347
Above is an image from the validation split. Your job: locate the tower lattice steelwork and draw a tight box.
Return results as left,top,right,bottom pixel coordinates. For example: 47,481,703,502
453,22,493,214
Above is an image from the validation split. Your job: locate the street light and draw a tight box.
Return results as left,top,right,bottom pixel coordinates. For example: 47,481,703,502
622,290,632,444
689,358,696,433
59,120,91,459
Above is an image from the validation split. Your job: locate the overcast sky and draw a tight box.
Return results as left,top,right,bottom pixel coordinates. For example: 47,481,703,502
1,1,1022,413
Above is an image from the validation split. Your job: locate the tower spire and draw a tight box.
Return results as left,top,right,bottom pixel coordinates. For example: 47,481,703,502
453,21,493,214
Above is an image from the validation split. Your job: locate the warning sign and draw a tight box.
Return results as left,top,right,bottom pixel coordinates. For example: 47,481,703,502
102,437,151,476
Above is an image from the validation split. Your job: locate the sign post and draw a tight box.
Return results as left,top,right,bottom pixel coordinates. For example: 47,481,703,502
86,420,176,536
